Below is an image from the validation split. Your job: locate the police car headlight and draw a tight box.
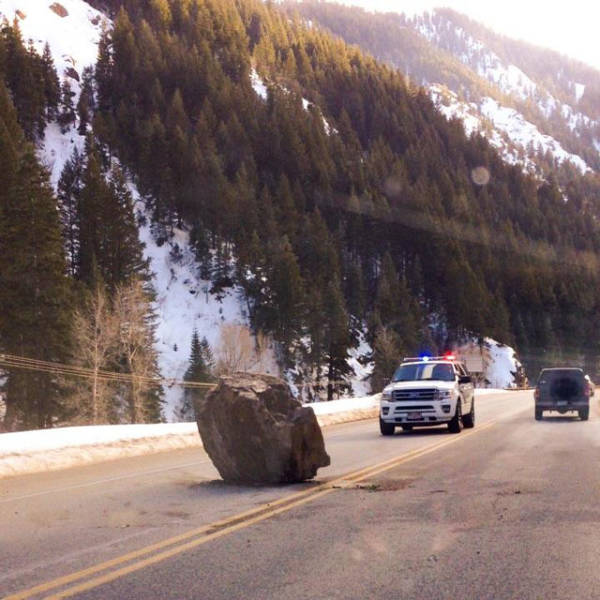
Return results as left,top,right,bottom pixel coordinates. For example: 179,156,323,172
382,390,392,401
435,390,452,400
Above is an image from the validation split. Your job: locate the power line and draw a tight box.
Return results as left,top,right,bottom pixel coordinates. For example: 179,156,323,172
0,353,216,389
0,353,357,391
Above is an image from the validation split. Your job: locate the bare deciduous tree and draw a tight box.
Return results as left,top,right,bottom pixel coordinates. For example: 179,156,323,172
71,283,118,424
370,326,401,393
215,324,274,376
114,279,162,423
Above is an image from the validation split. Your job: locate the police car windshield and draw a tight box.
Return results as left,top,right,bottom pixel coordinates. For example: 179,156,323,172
393,362,455,382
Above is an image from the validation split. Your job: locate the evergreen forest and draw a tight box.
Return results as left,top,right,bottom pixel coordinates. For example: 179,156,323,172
2,0,600,429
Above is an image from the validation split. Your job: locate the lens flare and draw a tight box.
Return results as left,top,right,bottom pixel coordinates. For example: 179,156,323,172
471,166,490,186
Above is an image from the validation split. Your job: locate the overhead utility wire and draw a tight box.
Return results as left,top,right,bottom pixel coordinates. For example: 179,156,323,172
0,353,354,390
0,353,215,389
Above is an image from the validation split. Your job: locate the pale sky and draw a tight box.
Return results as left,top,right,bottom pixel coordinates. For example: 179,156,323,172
342,0,600,70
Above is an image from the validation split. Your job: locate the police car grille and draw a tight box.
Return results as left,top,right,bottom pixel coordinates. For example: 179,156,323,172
392,389,436,402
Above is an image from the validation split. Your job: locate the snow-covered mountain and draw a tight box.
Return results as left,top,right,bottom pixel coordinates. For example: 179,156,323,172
0,0,375,417
2,0,533,422
285,2,600,180
416,10,599,177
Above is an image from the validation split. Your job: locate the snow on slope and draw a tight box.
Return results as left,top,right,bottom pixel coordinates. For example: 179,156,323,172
456,337,523,388
251,68,335,135
417,14,599,173
0,0,107,94
0,422,198,454
485,338,522,389
133,189,248,419
480,98,590,174
250,67,268,100
4,0,249,420
0,0,108,185
430,84,590,174
42,122,85,188
417,20,538,103
346,332,373,398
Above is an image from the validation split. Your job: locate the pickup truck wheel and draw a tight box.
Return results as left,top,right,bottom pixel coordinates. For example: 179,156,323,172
535,407,543,420
401,425,413,432
380,418,396,436
462,399,475,428
448,400,463,434
579,407,589,421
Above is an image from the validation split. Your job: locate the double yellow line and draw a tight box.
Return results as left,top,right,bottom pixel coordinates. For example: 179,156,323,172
5,422,495,600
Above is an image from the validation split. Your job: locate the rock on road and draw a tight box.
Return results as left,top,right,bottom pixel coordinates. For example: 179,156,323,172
3,390,600,599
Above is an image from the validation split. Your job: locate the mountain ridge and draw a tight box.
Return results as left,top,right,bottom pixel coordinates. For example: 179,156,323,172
283,1,600,180
2,0,600,430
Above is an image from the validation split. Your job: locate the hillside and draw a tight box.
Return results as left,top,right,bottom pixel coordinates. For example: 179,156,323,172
283,2,600,183
1,0,600,430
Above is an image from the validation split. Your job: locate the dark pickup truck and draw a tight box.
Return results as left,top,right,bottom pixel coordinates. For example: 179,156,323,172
534,368,592,421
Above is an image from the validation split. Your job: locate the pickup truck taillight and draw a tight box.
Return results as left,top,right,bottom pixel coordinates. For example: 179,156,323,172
534,388,540,401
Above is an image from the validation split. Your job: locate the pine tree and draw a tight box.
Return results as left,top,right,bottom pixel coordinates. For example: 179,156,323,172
95,30,113,113
0,88,72,429
176,331,214,421
1,24,48,138
58,79,76,132
41,43,60,121
265,236,304,355
105,164,149,286
78,143,147,290
323,276,355,400
77,66,95,135
78,141,109,286
57,147,84,277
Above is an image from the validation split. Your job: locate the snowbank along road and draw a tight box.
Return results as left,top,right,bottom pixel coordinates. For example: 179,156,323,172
0,390,568,599
0,395,384,478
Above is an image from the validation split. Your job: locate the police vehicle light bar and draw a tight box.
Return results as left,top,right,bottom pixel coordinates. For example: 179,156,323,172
403,354,457,362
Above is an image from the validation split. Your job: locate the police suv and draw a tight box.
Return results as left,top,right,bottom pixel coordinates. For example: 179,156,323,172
379,355,475,435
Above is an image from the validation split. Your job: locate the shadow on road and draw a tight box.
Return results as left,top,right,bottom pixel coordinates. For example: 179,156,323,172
537,416,583,423
188,479,320,492
394,427,450,437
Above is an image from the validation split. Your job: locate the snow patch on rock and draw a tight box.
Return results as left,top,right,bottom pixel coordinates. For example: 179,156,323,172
301,96,337,135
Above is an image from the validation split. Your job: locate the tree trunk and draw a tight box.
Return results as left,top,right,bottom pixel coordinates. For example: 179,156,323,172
92,367,98,424
2,396,17,432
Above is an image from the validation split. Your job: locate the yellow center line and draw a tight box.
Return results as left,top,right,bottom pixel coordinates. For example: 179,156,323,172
43,423,498,599
5,420,499,600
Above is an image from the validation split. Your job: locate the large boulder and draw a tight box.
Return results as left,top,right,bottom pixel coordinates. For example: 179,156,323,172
194,373,330,483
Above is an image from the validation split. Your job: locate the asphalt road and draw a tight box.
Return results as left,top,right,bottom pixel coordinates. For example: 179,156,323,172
4,390,598,599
